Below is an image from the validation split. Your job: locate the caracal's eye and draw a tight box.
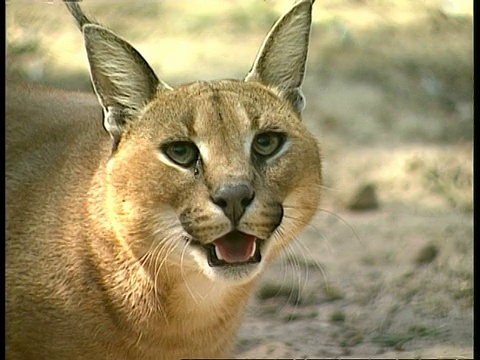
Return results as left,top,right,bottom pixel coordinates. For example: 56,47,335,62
252,132,285,158
162,141,199,167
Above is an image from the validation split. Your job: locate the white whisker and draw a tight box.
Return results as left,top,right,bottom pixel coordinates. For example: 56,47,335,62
179,238,199,305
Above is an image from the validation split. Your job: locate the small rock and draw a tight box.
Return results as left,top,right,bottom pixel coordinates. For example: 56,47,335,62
414,243,440,265
348,183,379,211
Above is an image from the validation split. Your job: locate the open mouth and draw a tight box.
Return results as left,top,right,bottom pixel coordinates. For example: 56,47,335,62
201,231,262,267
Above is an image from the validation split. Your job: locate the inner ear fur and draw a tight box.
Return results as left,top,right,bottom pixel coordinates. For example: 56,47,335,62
245,0,314,113
81,24,172,149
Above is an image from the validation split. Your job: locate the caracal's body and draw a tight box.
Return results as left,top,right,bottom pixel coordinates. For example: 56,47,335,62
6,1,322,359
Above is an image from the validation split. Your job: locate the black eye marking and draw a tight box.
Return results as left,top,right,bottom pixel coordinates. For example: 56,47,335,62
162,141,199,168
193,157,203,176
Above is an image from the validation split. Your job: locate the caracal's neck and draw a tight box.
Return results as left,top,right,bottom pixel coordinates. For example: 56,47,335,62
164,270,258,316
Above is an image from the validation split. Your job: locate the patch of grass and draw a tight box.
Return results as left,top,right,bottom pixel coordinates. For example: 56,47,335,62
281,252,325,272
320,283,344,301
352,281,383,306
415,297,451,318
360,254,376,266
452,286,474,307
399,149,473,211
283,310,319,323
339,326,364,347
372,325,444,349
256,282,301,305
257,278,328,306
422,162,473,211
7,37,41,56
409,325,443,337
329,310,346,323
401,287,420,303
446,267,473,282
454,236,472,255
393,270,415,287
372,333,414,348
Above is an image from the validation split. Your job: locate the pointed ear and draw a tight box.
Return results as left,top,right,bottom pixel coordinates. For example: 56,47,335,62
82,24,172,150
245,0,314,113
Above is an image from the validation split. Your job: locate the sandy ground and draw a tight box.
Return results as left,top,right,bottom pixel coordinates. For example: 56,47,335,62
6,1,473,358
236,186,473,358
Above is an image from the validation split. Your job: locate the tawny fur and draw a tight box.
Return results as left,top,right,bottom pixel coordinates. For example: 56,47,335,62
6,1,321,359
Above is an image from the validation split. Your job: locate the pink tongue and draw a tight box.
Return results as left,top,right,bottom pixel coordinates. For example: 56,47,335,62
213,231,256,264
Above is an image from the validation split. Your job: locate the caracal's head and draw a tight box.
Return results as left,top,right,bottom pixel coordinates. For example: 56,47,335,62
67,0,321,283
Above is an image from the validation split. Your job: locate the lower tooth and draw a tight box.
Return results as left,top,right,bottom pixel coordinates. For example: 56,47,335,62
214,246,223,261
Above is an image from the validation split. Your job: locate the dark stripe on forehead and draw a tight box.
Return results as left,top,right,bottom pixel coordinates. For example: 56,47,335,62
185,81,264,137
207,86,224,124
181,109,196,137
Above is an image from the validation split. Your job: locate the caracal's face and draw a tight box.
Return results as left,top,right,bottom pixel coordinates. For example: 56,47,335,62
106,80,322,283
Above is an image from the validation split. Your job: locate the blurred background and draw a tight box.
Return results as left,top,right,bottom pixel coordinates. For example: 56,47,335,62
6,0,473,358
